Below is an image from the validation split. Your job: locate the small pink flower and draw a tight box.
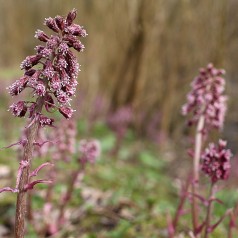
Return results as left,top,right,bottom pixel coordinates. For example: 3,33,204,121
44,17,59,33
9,101,27,117
34,30,49,42
59,106,74,119
39,115,54,127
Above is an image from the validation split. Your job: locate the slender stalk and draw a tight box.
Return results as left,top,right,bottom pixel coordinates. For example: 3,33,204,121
57,164,85,225
228,214,233,238
15,96,45,238
192,115,205,236
204,183,216,238
173,173,191,231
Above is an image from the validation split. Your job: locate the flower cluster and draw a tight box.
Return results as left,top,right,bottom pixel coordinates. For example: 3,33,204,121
107,106,133,137
182,63,227,131
201,140,232,183
52,119,77,161
79,139,101,164
7,9,87,125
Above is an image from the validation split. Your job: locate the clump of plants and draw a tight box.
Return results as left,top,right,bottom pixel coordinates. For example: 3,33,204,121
168,63,235,237
0,9,89,238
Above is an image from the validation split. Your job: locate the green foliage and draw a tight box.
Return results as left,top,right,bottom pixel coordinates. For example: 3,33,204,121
0,118,236,237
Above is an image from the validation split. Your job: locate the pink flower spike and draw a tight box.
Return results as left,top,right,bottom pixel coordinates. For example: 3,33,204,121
24,179,52,191
29,162,54,178
182,63,227,132
201,140,232,183
0,187,19,194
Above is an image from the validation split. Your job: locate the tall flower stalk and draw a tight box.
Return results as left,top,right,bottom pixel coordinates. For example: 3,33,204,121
201,140,232,237
182,63,227,235
0,9,87,238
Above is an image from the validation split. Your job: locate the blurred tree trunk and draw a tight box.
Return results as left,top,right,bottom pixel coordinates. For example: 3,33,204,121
111,0,145,109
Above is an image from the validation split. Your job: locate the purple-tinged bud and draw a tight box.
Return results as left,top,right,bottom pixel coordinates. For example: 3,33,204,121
50,74,61,91
55,15,65,30
20,55,42,70
79,139,101,164
207,63,214,71
66,52,80,79
42,60,55,78
35,30,49,42
59,106,74,119
39,115,54,127
56,91,71,104
7,76,29,96
65,24,87,37
63,35,77,47
46,36,60,49
65,85,75,97
27,70,41,87
9,101,27,117
217,69,226,75
66,8,77,26
59,69,70,85
35,45,45,53
58,42,69,55
73,41,85,52
201,140,232,183
34,82,46,96
56,55,68,70
41,48,53,59
44,17,59,33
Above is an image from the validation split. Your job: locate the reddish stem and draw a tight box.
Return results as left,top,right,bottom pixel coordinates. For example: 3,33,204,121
172,173,191,232
57,164,85,225
15,96,45,238
204,183,216,238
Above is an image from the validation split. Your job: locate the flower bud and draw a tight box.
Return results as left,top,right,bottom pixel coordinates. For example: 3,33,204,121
35,30,49,42
59,106,74,119
9,101,27,117
66,8,77,26
44,17,59,33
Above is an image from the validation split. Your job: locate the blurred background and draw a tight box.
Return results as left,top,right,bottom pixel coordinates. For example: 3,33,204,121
0,0,238,237
1,0,238,144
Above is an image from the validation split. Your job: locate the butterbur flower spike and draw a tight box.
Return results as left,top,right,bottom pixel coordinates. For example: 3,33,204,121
8,8,87,122
201,139,232,183
79,139,101,164
182,63,227,133
0,9,87,238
